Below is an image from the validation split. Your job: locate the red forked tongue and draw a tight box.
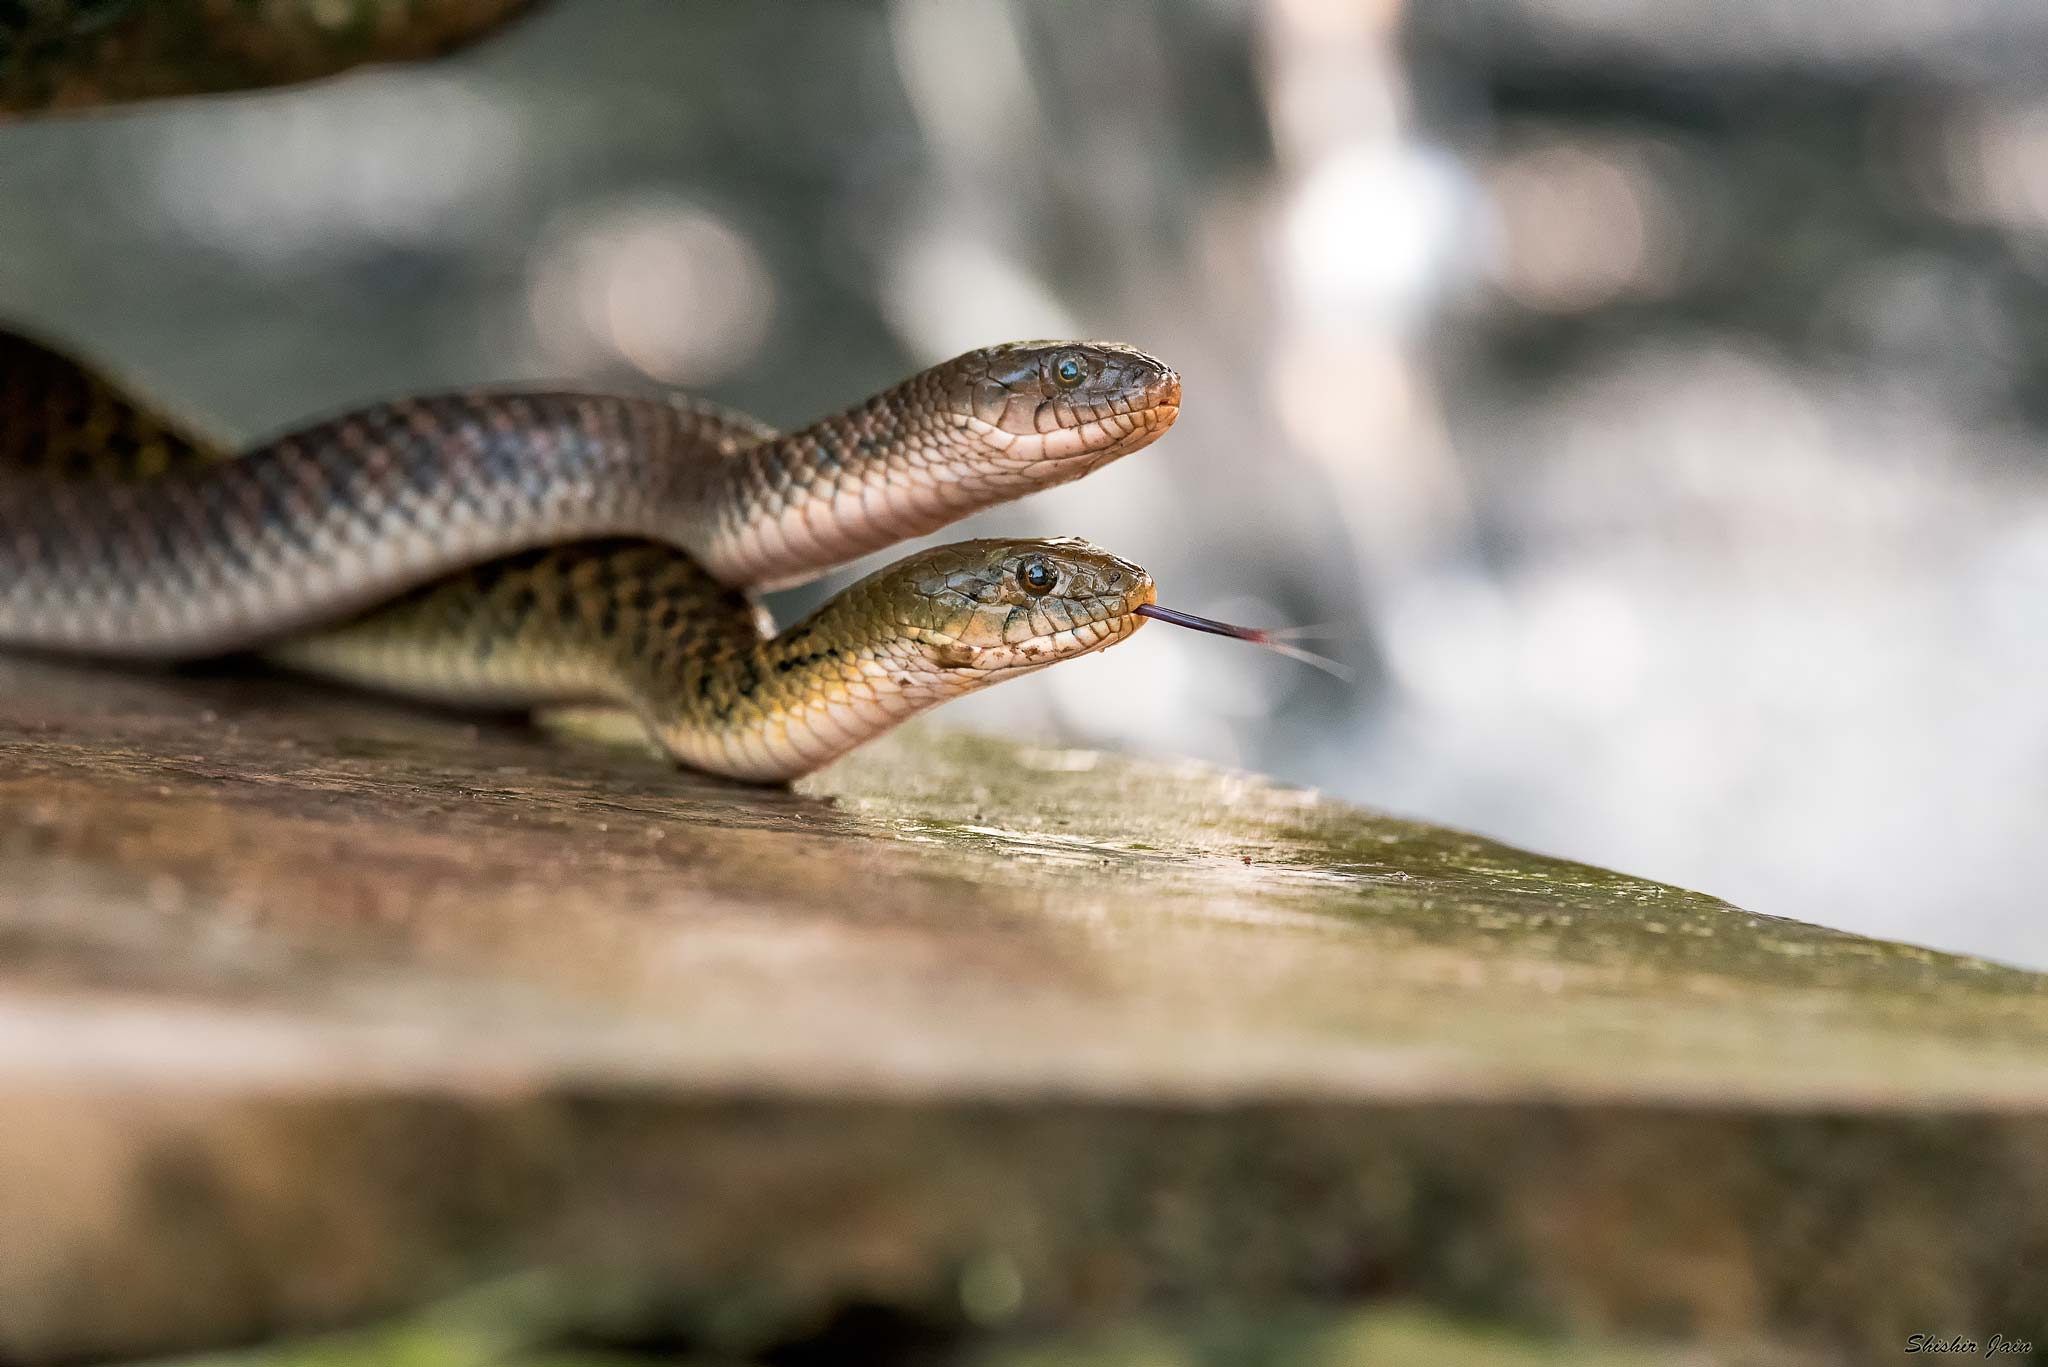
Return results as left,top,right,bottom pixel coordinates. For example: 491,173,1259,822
1134,605,1353,681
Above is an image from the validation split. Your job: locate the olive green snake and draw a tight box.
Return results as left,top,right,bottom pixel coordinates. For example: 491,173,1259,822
0,331,1186,781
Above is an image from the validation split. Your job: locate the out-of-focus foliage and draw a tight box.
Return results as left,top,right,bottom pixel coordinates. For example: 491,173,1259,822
0,0,543,112
144,1282,1747,1367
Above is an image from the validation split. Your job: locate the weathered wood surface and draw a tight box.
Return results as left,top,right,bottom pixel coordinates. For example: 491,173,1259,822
0,0,543,114
1,655,2044,1363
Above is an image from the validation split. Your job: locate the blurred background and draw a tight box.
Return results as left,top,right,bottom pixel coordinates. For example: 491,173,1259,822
1,0,2042,967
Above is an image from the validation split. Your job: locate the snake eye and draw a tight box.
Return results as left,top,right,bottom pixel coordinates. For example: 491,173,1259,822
1050,353,1087,389
1018,557,1058,596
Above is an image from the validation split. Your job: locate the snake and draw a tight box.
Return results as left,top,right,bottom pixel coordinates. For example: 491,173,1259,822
0,329,1185,781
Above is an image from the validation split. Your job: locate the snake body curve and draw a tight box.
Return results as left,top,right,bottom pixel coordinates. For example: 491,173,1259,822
0,332,1179,780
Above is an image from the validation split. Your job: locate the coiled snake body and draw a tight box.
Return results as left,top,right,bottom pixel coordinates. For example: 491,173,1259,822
0,333,1181,780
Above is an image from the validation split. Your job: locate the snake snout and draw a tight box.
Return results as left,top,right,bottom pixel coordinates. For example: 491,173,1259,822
950,341,1180,452
1090,558,1155,609
1120,564,1158,608
1118,351,1182,415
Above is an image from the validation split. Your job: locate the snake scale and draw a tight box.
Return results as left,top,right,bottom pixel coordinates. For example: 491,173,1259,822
0,331,1182,780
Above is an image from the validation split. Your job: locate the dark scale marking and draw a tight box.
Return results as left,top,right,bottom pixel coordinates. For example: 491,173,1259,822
198,497,254,576
468,560,509,594
147,509,181,568
257,480,310,554
499,546,554,575
772,645,847,675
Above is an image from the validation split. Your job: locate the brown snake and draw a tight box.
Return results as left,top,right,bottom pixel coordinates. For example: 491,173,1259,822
0,331,1185,780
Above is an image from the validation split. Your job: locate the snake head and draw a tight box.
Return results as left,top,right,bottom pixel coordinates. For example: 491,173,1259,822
876,537,1157,679
703,342,1181,591
946,341,1181,470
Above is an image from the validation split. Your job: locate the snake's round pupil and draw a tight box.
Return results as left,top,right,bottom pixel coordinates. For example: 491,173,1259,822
1020,559,1056,594
1054,356,1084,387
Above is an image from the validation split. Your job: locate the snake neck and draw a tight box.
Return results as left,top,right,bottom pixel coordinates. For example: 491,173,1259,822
690,394,1002,590
635,575,979,782
278,540,981,784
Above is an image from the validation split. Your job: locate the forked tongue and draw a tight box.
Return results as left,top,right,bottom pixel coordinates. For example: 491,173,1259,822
1135,605,1353,681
